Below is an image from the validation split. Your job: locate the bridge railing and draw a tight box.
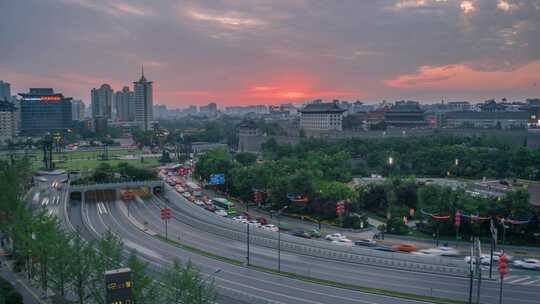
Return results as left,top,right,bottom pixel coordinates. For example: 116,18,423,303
70,180,163,192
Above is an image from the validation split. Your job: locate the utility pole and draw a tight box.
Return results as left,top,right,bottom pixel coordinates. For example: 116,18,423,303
475,237,482,304
276,206,288,273
246,223,250,266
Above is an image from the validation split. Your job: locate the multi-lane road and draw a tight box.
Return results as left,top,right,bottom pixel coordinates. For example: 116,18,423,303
34,179,540,304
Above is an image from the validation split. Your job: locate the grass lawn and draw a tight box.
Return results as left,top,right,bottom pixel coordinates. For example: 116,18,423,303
52,158,160,171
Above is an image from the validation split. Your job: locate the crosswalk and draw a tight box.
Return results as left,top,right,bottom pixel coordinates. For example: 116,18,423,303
504,275,540,286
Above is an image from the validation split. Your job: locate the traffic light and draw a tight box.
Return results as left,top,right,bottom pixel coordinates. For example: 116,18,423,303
499,254,508,277
454,210,461,227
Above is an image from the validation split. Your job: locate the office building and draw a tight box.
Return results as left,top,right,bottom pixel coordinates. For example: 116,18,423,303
133,68,153,131
115,86,134,121
0,81,11,101
153,104,168,119
91,84,113,119
18,88,73,135
199,102,218,117
71,99,86,121
0,100,17,143
299,101,346,131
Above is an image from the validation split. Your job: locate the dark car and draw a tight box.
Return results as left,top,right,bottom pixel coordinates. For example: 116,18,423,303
354,239,377,247
292,230,312,239
242,212,252,220
205,204,216,212
374,246,396,252
257,217,268,225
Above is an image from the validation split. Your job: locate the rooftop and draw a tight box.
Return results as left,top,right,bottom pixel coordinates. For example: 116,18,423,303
299,102,346,113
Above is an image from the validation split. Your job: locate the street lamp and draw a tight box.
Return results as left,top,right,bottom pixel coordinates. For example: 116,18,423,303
388,156,394,165
276,206,288,273
200,268,221,304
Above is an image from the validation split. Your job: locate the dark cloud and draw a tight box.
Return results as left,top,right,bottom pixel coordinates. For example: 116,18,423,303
0,0,538,106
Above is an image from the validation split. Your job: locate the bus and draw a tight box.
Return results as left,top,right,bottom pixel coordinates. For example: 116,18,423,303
212,198,236,216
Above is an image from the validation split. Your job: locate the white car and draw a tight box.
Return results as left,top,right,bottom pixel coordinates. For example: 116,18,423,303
325,233,345,242
248,220,261,227
232,216,245,221
414,249,444,257
194,200,205,206
215,209,228,217
493,251,513,262
436,246,460,257
331,239,353,246
464,255,492,266
263,224,279,232
513,259,540,270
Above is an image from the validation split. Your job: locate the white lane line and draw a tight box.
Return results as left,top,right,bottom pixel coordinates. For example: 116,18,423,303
508,276,531,284
522,278,540,286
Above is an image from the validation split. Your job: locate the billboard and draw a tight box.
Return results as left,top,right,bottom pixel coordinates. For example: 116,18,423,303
209,173,225,185
105,268,133,304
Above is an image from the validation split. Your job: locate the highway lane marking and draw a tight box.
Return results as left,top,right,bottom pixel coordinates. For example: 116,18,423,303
521,278,540,285
508,276,531,284
153,194,525,294
107,197,502,304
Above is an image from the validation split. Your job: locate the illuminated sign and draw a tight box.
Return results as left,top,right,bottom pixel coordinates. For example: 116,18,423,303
105,268,133,304
22,96,62,102
40,96,61,101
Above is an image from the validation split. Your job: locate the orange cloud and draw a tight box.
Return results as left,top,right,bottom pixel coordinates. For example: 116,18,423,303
384,60,540,90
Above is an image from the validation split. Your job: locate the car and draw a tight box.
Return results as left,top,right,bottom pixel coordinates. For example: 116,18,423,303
436,246,460,257
308,228,322,238
242,212,252,220
374,246,396,252
257,217,268,225
464,255,492,265
182,192,191,198
413,249,444,257
232,216,245,221
391,243,418,253
331,239,353,246
325,233,345,242
493,251,513,261
354,239,377,247
263,224,279,232
292,230,312,239
205,205,216,212
215,209,228,217
248,220,262,227
513,259,540,270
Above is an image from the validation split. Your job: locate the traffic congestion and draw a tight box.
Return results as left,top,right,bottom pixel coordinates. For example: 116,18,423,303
156,165,540,272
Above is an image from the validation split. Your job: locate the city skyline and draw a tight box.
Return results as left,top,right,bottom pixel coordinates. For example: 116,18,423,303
1,0,539,107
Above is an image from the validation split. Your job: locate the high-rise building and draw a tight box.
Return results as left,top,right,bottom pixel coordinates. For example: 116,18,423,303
199,102,218,117
0,80,11,101
133,67,153,131
91,84,113,119
18,88,73,135
71,99,86,121
0,100,17,144
153,104,168,119
114,86,134,121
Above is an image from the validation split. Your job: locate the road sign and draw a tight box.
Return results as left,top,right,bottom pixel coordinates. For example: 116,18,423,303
209,173,225,185
499,254,508,277
105,268,133,304
336,201,345,216
454,210,461,227
160,208,172,220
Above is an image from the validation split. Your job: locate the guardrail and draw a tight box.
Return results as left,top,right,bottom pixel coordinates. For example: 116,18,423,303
69,180,163,192
158,190,471,277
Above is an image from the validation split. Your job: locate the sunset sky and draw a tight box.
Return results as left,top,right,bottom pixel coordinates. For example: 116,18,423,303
1,0,539,107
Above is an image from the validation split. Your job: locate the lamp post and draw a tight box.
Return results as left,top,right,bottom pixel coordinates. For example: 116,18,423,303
276,206,288,273
246,223,250,266
199,268,221,304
